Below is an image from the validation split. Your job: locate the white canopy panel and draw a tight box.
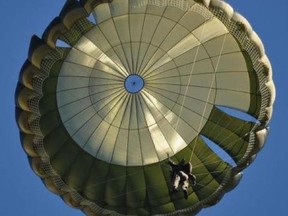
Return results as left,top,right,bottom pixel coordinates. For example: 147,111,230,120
57,0,250,166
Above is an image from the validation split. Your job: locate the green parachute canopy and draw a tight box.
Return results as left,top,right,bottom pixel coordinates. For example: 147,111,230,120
15,0,275,215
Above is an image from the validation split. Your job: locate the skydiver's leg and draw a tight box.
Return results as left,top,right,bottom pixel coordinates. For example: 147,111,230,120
182,179,189,199
185,162,196,185
182,179,189,191
179,171,189,182
172,174,180,192
179,171,189,199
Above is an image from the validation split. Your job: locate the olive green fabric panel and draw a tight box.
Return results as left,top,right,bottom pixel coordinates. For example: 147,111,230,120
206,107,254,137
40,110,63,136
82,159,110,202
103,165,127,207
43,122,112,207
42,77,58,95
143,164,170,208
202,121,248,164
39,94,57,115
187,137,230,201
191,136,231,179
201,106,254,163
142,163,178,215
192,163,221,201
126,167,147,207
65,150,96,189
39,76,58,115
242,51,262,118
49,138,81,177
43,125,70,156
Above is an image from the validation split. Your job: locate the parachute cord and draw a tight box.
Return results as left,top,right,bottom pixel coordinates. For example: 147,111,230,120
188,33,229,163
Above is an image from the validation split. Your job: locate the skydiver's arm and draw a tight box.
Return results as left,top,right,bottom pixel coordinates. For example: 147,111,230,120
166,154,177,168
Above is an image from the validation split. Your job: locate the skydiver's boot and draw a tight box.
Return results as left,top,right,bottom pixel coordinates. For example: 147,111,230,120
170,186,178,193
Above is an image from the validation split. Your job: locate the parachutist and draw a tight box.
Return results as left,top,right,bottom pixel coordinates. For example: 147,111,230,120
167,155,196,199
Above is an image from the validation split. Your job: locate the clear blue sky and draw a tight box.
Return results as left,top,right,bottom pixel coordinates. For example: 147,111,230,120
1,0,287,215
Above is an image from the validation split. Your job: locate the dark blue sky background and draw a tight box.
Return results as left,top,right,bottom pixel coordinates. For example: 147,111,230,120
1,0,287,215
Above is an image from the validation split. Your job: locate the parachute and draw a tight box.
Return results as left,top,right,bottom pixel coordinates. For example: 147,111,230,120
15,0,275,215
